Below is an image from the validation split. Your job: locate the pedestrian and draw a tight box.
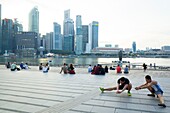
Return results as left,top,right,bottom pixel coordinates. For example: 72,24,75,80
124,65,129,74
116,64,122,73
105,65,108,73
88,65,92,73
43,63,49,73
39,63,43,70
6,62,11,69
143,63,147,72
99,77,132,96
60,63,68,74
135,75,166,107
68,64,75,74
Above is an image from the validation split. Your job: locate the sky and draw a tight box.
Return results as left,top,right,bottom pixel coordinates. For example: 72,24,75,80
1,0,170,50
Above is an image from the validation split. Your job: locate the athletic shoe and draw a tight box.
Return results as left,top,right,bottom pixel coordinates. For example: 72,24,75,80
127,92,132,96
147,94,155,97
99,87,104,93
158,104,166,108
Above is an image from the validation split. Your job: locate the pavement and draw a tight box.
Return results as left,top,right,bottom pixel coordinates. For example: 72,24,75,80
0,66,170,113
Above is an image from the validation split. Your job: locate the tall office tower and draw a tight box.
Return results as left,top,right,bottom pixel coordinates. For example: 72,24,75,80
63,9,75,52
75,15,83,55
132,41,136,53
45,33,51,52
64,9,70,20
1,19,14,54
50,32,53,50
28,6,39,33
0,4,2,53
14,18,23,31
82,25,88,52
86,21,99,52
91,21,99,49
53,22,62,50
18,23,23,31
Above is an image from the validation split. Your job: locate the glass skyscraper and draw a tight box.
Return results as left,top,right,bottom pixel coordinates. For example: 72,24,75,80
82,25,88,53
2,19,14,53
53,22,62,50
63,10,75,52
75,15,83,54
91,21,99,49
132,41,136,53
86,21,99,52
29,6,39,33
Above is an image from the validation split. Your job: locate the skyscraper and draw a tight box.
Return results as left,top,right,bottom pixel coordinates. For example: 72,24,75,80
86,21,99,52
53,22,62,50
29,6,39,33
63,9,75,52
2,19,14,53
132,41,136,53
82,25,88,52
75,15,83,55
91,21,99,49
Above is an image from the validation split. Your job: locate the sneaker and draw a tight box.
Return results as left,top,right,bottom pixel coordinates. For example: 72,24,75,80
147,94,155,97
99,87,104,93
158,104,166,108
127,92,132,96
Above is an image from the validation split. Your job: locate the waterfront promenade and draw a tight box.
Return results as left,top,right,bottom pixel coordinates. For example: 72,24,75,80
0,66,170,113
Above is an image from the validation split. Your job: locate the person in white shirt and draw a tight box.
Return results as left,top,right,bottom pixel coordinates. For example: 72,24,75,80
88,65,92,73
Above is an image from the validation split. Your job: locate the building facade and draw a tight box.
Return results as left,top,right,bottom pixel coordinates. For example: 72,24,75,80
15,32,38,57
91,21,99,49
28,6,39,33
1,19,14,54
63,10,75,52
53,22,62,50
132,41,136,53
75,15,83,54
86,21,99,53
82,25,88,53
162,46,170,51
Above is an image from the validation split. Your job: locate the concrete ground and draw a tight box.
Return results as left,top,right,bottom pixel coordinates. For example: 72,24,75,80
0,66,170,113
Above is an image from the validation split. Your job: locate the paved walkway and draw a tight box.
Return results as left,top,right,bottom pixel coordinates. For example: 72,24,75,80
0,68,170,113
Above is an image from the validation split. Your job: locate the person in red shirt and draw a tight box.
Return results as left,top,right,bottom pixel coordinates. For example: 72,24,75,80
116,64,122,73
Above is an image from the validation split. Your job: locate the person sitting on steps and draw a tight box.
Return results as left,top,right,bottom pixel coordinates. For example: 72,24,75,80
100,77,132,96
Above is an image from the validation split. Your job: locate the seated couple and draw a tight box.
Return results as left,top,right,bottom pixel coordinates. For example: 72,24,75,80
116,65,129,74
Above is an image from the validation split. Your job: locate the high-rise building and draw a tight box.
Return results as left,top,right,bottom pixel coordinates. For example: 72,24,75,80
64,9,70,20
63,9,75,52
45,33,51,52
1,19,14,54
14,18,23,32
29,6,39,33
15,32,38,57
132,41,136,53
50,32,53,50
75,15,83,54
0,4,2,53
86,21,99,52
82,25,88,52
53,22,62,50
91,21,99,49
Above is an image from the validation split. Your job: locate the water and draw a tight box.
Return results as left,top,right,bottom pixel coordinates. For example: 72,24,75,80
0,57,170,66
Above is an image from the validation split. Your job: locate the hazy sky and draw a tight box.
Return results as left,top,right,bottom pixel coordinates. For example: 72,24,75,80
1,0,170,50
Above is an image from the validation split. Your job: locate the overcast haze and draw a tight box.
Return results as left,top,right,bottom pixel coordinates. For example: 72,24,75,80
1,0,170,50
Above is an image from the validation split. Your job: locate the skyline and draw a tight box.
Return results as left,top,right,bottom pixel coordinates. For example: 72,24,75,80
1,0,170,50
